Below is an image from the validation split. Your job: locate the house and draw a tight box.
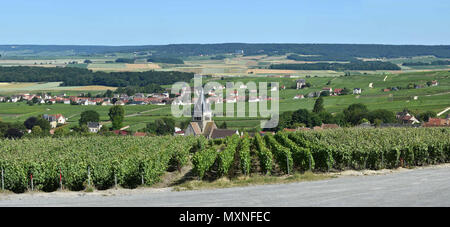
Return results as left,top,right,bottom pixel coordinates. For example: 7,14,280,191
10,96,20,103
423,118,450,127
333,88,343,95
357,122,373,128
42,114,66,128
87,122,102,133
307,92,315,98
296,79,306,89
293,94,304,100
431,80,439,86
396,111,420,124
322,87,332,93
112,130,128,136
115,100,125,106
353,88,362,95
383,88,391,92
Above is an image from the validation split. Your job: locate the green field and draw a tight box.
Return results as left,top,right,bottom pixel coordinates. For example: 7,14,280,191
1,70,449,132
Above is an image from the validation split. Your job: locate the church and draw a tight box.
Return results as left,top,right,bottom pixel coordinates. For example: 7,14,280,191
184,88,239,139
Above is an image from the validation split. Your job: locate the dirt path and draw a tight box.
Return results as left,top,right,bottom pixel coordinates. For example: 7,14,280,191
437,107,450,116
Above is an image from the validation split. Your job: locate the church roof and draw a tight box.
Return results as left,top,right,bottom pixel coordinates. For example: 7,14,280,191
188,122,202,135
210,129,238,139
203,122,217,138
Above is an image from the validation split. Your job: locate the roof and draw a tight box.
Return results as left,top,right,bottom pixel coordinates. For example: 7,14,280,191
321,124,339,129
133,132,146,137
188,122,202,135
210,129,238,139
424,118,449,127
296,79,306,83
113,130,128,136
203,122,217,138
87,122,100,128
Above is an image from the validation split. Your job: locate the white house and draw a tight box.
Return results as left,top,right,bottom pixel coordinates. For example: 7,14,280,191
87,122,102,133
353,88,362,95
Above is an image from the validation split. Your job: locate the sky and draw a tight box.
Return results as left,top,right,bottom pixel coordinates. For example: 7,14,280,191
1,0,449,45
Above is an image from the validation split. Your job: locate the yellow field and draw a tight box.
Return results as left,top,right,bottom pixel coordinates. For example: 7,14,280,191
68,85,117,91
125,63,160,70
246,69,299,74
88,63,160,72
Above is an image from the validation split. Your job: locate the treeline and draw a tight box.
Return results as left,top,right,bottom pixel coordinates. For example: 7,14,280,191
287,54,356,62
2,44,450,58
115,84,165,96
0,66,194,87
273,97,426,131
402,60,450,66
269,60,401,71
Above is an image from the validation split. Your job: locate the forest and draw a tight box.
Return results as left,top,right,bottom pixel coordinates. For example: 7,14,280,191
1,44,450,58
402,60,450,66
0,66,194,87
269,60,401,70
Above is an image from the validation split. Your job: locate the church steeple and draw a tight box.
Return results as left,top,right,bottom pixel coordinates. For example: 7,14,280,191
192,88,212,130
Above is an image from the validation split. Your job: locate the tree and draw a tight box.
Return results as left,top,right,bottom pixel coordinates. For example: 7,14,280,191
109,106,125,130
343,103,369,125
291,109,322,128
145,118,175,135
24,117,38,130
84,59,92,64
218,121,228,129
312,97,325,113
30,126,43,137
36,118,51,132
276,111,293,131
53,127,69,137
104,89,114,98
318,111,334,124
368,109,396,124
79,110,100,126
417,111,437,122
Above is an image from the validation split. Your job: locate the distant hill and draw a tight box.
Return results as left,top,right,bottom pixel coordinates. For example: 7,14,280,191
1,43,450,58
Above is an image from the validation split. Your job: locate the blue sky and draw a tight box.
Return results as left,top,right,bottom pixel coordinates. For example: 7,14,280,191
1,0,449,45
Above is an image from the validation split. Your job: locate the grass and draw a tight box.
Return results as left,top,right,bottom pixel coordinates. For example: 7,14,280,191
173,171,332,191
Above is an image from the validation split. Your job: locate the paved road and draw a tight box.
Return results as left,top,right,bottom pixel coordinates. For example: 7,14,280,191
1,166,450,207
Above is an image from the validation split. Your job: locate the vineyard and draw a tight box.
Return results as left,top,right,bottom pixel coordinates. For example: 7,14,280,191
0,136,198,193
191,128,450,180
0,128,449,193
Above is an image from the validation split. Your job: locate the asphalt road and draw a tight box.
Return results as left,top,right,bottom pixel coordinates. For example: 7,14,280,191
1,166,449,207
